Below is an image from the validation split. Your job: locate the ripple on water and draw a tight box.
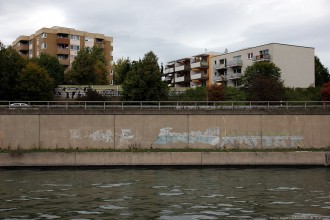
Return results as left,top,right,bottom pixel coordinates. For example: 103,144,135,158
99,183,132,188
159,192,184,196
99,205,126,210
74,211,102,215
159,214,217,220
201,211,230,216
191,205,217,209
268,186,300,191
38,213,61,219
152,185,167,189
0,208,17,212
270,201,295,205
201,194,224,198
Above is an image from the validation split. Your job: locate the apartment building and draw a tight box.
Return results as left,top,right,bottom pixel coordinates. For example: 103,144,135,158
164,52,220,88
165,43,315,88
12,26,114,84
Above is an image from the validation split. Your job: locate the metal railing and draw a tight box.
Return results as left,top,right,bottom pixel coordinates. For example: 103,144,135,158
0,101,330,111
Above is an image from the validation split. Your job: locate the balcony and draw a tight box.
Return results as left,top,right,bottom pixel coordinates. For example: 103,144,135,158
57,48,69,55
175,75,190,83
216,64,227,69
190,72,208,80
57,38,70,44
18,44,29,51
228,73,242,79
214,75,227,82
190,61,208,69
165,67,174,74
253,54,270,62
175,65,189,72
226,60,242,68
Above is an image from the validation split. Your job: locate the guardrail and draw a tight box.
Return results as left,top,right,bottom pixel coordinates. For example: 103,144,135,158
0,101,330,111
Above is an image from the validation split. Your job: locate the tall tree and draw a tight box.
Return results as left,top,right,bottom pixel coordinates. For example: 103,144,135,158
15,62,54,100
122,51,169,101
0,44,27,100
241,61,284,101
65,46,108,85
315,56,330,87
32,53,64,86
113,57,131,85
207,84,225,101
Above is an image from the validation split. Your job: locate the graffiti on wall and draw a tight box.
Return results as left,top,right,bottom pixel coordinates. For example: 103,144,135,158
221,135,304,148
69,127,304,148
69,129,134,144
155,127,304,148
156,127,220,145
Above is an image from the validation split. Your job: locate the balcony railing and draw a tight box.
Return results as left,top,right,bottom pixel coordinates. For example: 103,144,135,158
57,48,69,55
216,64,227,69
227,73,242,79
165,68,174,74
214,75,227,82
175,75,189,83
191,73,208,80
191,61,208,69
18,44,29,51
226,60,242,67
175,65,189,72
253,54,271,62
57,38,70,44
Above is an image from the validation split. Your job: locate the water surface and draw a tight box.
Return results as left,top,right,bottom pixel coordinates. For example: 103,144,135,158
0,168,329,219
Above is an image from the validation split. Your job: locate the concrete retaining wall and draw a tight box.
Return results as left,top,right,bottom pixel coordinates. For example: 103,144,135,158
0,114,330,150
0,152,328,167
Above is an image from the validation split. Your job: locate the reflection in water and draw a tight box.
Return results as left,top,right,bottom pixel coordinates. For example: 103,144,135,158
0,168,329,219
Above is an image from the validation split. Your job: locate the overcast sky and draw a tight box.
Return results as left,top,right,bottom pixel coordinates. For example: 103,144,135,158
1,0,329,68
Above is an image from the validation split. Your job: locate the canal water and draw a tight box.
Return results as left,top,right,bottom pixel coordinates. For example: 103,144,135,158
0,167,329,219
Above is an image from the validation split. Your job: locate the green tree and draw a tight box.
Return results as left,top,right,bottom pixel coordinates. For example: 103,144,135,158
15,62,54,100
32,53,64,86
315,56,330,87
113,57,131,85
122,51,169,101
0,44,27,100
66,46,108,85
207,84,225,101
179,86,207,101
242,61,284,101
224,87,247,101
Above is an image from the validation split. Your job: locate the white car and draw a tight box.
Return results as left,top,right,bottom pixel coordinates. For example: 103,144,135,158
9,103,29,109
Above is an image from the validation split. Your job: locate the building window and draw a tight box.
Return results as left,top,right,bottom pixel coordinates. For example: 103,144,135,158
41,32,47,38
233,68,241,74
41,43,47,49
70,45,80,51
220,59,226,64
70,35,80,40
233,55,241,60
260,49,269,55
248,53,253,59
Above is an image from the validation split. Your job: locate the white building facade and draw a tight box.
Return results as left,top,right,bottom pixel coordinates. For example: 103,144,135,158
165,43,315,88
